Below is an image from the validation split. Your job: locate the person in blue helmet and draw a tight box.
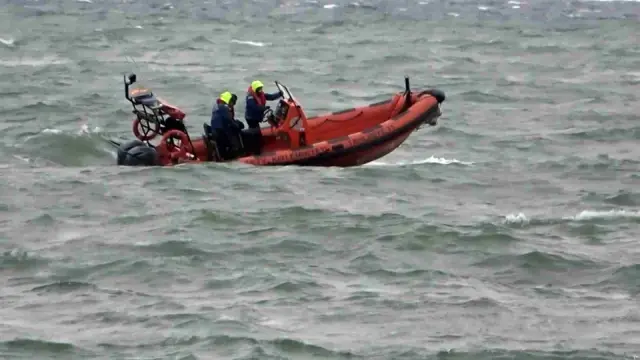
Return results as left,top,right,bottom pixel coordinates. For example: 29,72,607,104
210,91,242,160
244,80,283,129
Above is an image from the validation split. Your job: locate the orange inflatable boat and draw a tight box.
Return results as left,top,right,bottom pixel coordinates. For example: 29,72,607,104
111,74,445,167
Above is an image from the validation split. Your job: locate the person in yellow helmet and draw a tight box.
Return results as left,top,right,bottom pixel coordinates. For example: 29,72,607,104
244,80,283,129
210,91,241,159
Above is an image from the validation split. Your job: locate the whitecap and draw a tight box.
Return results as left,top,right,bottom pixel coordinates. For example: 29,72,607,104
503,209,640,224
230,39,267,47
565,209,640,221
12,155,31,163
0,37,15,47
0,56,70,67
504,212,529,224
42,128,63,134
79,123,102,134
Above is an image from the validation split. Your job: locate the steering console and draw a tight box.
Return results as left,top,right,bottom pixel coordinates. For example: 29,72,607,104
275,100,289,122
262,100,291,128
263,108,278,128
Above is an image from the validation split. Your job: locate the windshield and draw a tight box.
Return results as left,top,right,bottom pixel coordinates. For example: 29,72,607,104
275,81,299,104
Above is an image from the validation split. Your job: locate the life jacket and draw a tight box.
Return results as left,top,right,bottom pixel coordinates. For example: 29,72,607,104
247,86,266,107
217,98,235,119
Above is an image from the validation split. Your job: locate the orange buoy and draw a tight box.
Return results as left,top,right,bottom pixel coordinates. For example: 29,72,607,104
132,117,160,141
160,129,193,161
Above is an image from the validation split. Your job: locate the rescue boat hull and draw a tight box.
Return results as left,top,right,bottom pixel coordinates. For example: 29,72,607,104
237,92,441,167
112,74,445,168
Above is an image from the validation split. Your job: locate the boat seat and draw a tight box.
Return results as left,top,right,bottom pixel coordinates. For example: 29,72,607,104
163,117,187,134
203,123,216,140
202,123,221,161
203,123,254,159
240,128,263,156
131,90,161,109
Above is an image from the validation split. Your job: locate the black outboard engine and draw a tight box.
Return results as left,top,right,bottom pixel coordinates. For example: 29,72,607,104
116,139,160,166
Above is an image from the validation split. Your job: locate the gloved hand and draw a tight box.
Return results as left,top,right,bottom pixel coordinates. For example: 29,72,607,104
279,90,284,97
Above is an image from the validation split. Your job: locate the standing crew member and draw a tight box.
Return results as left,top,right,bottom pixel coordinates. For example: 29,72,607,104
244,80,283,129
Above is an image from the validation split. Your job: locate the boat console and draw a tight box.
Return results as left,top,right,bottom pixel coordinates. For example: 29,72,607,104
274,99,290,125
265,81,310,148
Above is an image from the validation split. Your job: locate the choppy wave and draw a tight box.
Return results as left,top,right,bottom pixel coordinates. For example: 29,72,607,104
2,0,640,23
2,0,640,359
504,209,640,226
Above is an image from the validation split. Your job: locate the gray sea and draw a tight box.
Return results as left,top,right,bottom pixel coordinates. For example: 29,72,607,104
1,0,640,359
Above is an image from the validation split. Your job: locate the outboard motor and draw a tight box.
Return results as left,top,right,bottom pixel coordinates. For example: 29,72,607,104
116,139,160,166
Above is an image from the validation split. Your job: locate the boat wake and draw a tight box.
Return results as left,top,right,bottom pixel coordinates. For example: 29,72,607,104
7,123,116,167
366,155,474,167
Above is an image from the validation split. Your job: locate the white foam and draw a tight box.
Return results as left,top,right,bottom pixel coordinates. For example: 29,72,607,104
230,39,267,47
324,3,338,8
12,155,31,163
52,229,89,244
504,209,640,224
34,124,101,138
79,123,102,134
367,155,474,167
0,37,15,47
504,212,529,224
42,128,63,134
565,209,640,221
0,56,69,67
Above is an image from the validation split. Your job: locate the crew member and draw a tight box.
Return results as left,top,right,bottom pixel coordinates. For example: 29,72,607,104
229,93,245,130
244,80,283,129
211,91,241,159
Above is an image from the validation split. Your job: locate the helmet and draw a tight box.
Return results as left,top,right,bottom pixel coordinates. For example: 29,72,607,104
219,91,232,104
251,80,264,92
